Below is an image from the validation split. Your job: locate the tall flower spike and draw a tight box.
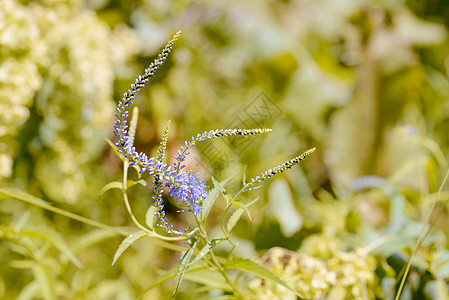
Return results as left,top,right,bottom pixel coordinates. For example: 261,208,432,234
174,128,272,170
127,107,139,149
246,148,316,187
114,31,181,156
157,120,171,163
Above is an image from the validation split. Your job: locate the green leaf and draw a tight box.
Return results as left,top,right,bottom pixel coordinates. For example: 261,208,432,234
231,200,252,222
32,262,56,300
99,179,146,198
225,257,303,298
211,176,232,206
112,230,148,266
183,270,230,291
227,197,259,233
99,181,122,197
127,179,147,188
105,138,125,162
71,229,117,254
0,187,128,236
202,175,235,222
145,206,157,230
20,229,83,269
188,240,221,266
140,261,208,297
436,278,449,300
173,241,197,298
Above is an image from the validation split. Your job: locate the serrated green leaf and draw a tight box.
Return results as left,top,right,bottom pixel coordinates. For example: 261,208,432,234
20,229,83,269
231,200,252,222
173,241,197,298
112,230,148,266
145,206,157,230
202,175,235,222
211,176,232,206
227,197,259,233
225,257,303,298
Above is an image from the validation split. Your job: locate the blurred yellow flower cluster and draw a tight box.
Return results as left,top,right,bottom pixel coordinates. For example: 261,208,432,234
249,235,377,299
0,0,140,202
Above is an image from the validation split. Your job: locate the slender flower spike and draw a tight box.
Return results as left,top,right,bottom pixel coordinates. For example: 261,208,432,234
114,31,181,157
246,148,316,187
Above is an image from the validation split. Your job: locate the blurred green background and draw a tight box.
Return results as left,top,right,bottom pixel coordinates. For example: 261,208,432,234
1,0,449,298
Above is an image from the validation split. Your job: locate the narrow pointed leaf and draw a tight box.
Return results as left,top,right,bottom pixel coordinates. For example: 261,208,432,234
173,241,197,298
20,229,83,268
202,175,235,222
71,229,117,254
227,197,259,233
211,176,232,206
225,257,303,298
112,230,148,266
33,263,56,300
140,261,208,297
188,242,217,266
231,200,252,222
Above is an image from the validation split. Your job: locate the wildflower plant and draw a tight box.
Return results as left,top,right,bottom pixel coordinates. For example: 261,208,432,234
106,31,315,298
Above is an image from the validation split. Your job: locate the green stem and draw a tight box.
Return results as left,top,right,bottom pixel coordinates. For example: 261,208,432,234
394,168,449,300
209,249,241,298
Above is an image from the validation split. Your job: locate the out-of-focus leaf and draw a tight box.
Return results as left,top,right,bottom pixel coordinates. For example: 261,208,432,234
435,250,449,278
326,284,346,300
112,230,148,266
140,261,208,297
227,197,259,233
32,263,55,300
20,229,83,268
268,178,302,237
16,280,39,300
71,229,117,254
225,257,303,298
436,278,449,300
0,188,128,236
183,270,230,290
173,240,197,298
145,205,157,230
